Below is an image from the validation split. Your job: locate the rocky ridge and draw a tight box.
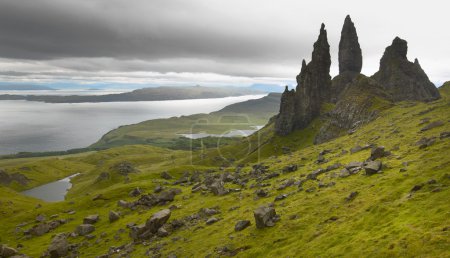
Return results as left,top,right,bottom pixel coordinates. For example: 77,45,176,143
275,15,441,140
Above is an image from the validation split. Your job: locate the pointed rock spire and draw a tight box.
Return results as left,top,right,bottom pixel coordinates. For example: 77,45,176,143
338,15,362,74
276,23,331,135
372,37,440,102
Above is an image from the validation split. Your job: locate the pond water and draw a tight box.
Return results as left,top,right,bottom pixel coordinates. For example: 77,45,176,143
21,173,80,202
179,126,264,139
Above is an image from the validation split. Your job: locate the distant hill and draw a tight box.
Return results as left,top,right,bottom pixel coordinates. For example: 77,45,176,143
0,84,55,91
90,93,281,150
248,83,286,93
0,86,262,103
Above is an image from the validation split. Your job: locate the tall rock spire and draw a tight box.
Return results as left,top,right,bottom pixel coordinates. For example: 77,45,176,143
338,15,362,74
275,23,331,135
372,37,440,102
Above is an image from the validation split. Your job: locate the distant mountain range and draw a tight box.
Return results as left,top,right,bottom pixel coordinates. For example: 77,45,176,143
0,86,263,103
0,84,55,91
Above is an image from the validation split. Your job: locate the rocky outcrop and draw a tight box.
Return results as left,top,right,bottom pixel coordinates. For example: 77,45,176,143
274,87,296,135
275,16,440,140
275,24,331,135
339,15,362,74
372,37,440,102
315,75,392,143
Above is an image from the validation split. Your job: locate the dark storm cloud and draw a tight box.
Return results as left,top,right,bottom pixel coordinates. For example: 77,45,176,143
0,0,448,83
0,0,309,63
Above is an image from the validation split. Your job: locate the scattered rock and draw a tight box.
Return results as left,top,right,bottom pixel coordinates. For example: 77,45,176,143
161,171,173,180
282,164,298,173
364,161,382,175
146,209,171,234
253,206,279,228
206,217,220,225
277,179,295,190
112,161,138,176
274,194,288,201
154,185,164,193
440,131,450,139
117,200,129,208
411,184,424,192
76,224,95,236
345,191,359,201
369,146,389,160
427,179,437,184
156,227,169,238
234,220,251,232
415,137,436,149
209,180,228,196
47,233,70,258
255,189,268,198
129,187,142,197
35,214,46,223
0,244,18,257
420,121,444,132
345,162,363,170
339,168,350,178
307,168,326,180
109,211,120,223
83,214,100,224
29,223,51,236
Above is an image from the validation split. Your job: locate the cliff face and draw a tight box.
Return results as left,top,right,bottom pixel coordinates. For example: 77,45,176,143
372,37,440,102
275,24,331,135
275,15,441,140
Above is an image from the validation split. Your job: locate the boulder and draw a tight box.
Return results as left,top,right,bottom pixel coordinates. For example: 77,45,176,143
47,233,69,258
440,131,450,139
145,209,171,234
161,171,173,180
234,220,251,232
345,191,359,201
76,224,95,236
206,217,220,225
35,214,46,223
253,206,278,228
0,244,18,257
420,121,444,132
282,164,298,173
83,214,99,224
255,189,268,198
364,161,382,175
109,211,120,223
209,180,228,196
117,200,129,208
29,223,51,236
129,187,142,197
370,146,388,160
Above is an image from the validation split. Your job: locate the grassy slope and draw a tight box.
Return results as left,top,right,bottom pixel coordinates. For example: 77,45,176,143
0,88,449,257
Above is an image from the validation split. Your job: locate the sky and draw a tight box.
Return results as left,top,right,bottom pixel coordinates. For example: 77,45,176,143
0,0,448,88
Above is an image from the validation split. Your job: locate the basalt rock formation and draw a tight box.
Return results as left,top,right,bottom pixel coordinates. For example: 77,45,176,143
372,37,440,102
275,15,440,139
275,24,331,135
339,15,362,74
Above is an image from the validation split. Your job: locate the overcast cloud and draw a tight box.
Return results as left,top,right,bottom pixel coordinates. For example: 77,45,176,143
0,0,448,87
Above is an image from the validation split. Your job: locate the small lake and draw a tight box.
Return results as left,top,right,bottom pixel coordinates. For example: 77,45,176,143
21,173,80,202
0,94,265,155
179,126,264,139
